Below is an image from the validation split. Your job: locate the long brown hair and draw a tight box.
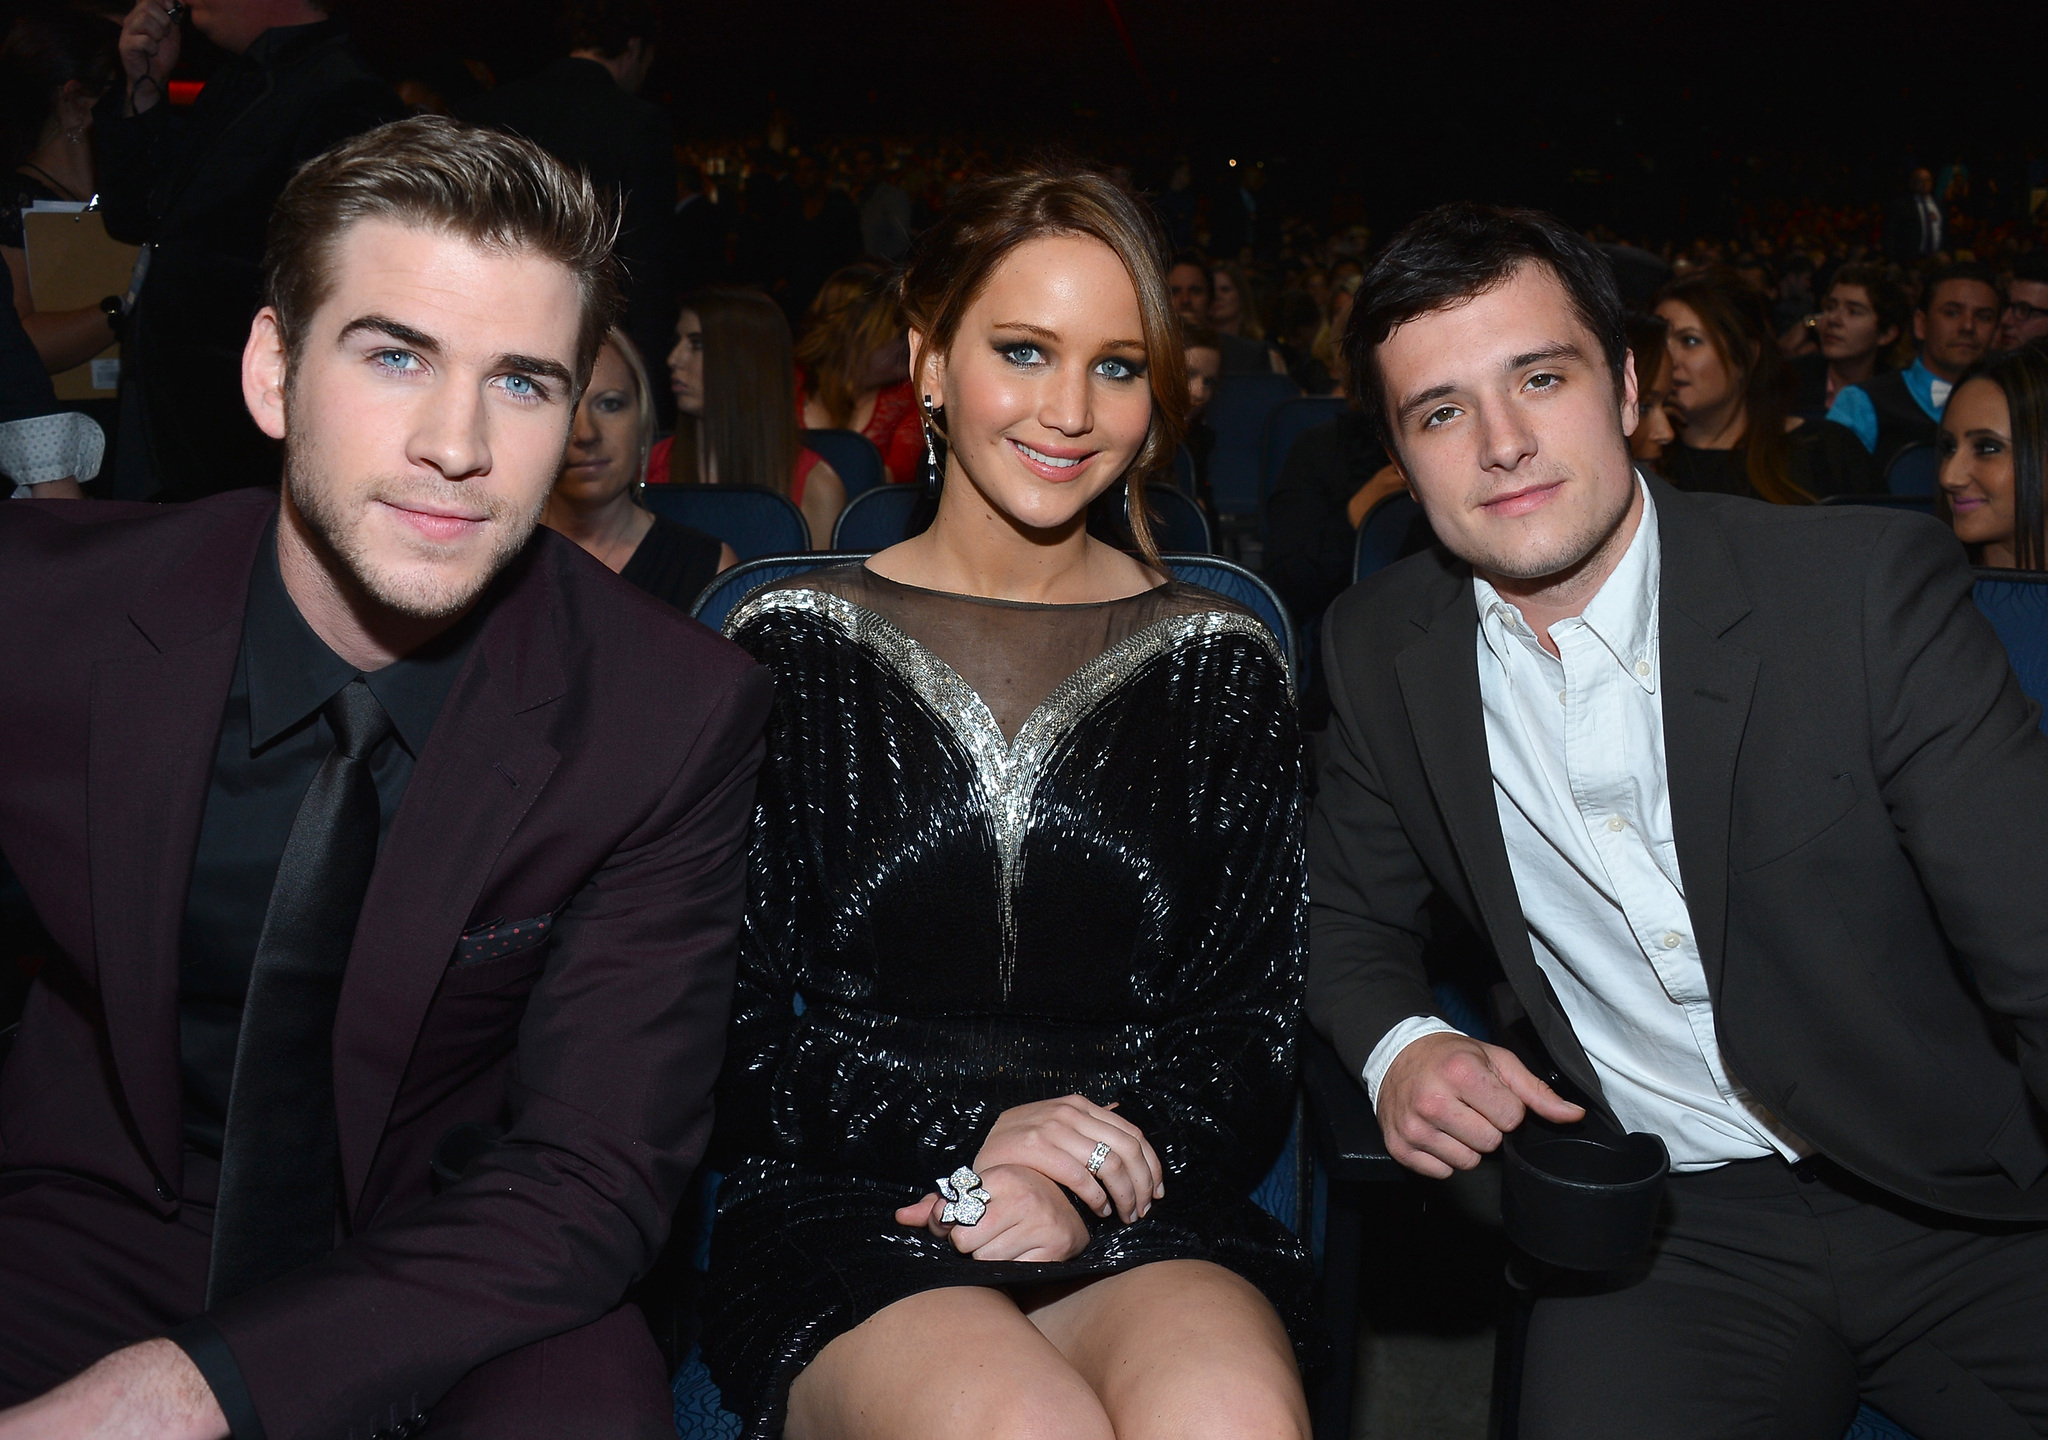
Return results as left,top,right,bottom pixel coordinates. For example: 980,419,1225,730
1948,343,2048,570
896,164,1186,568
1655,269,1811,505
795,260,904,427
667,287,801,495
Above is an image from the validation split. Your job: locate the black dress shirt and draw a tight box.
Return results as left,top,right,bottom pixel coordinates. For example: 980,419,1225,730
177,524,481,1158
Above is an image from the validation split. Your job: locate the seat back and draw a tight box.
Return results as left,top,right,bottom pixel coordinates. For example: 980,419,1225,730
1133,484,1212,553
1972,568,2048,734
1261,396,1348,499
1818,492,1938,514
1205,373,1302,518
1171,444,1198,500
802,428,887,498
1164,554,1298,679
642,485,810,560
1353,492,1424,582
690,552,870,632
1886,442,1941,497
832,484,926,550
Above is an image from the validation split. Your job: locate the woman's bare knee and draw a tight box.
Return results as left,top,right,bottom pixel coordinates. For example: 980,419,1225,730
786,1286,1113,1440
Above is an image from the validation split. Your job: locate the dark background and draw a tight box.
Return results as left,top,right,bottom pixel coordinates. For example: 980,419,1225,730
310,0,2047,245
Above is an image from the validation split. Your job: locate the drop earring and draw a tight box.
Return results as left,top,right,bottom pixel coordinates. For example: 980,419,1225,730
921,394,941,477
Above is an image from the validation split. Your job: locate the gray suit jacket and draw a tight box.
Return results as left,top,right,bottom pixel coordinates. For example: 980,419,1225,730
1307,476,2048,1220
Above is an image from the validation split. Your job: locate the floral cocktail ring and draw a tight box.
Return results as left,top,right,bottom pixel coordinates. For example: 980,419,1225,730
938,1166,992,1225
1086,1142,1112,1175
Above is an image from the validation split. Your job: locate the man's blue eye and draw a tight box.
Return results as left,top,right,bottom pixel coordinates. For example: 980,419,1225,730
503,375,536,396
374,350,421,372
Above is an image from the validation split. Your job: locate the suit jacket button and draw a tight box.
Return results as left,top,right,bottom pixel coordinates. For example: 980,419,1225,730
154,1182,174,1202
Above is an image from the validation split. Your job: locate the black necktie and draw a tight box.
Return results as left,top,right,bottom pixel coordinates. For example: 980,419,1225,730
208,678,393,1306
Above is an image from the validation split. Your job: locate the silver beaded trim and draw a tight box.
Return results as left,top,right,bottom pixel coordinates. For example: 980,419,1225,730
728,586,1282,998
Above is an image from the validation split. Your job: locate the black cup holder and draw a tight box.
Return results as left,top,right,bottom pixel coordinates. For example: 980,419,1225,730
1502,1115,1669,1272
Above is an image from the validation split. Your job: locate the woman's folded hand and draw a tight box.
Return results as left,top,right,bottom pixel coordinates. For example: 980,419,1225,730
972,1095,1165,1222
892,1164,1091,1263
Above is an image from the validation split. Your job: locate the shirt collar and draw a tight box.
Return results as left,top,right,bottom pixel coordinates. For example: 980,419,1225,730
243,519,484,755
1474,471,1660,694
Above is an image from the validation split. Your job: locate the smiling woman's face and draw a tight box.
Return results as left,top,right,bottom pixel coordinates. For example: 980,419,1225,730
1939,376,2016,557
919,234,1154,537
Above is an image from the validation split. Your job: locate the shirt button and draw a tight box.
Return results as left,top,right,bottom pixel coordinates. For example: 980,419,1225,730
1607,815,1626,832
1557,689,1568,705
1662,932,1683,949
1635,660,1651,678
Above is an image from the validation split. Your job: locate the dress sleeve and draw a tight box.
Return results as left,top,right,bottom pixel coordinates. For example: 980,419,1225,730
1103,631,1307,1200
711,607,1003,1179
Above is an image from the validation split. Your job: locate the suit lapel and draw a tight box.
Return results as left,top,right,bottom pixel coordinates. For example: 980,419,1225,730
88,500,273,1188
332,548,565,1211
1649,480,1758,997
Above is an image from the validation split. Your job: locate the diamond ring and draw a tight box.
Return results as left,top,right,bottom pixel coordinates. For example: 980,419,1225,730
1086,1141,1112,1175
937,1166,992,1226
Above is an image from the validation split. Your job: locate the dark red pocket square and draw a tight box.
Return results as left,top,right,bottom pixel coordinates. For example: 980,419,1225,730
454,913,555,967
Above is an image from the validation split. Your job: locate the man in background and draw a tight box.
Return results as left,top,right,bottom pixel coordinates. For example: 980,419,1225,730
1827,262,2001,473
1999,254,2048,352
1884,166,1944,266
463,0,678,424
98,0,403,500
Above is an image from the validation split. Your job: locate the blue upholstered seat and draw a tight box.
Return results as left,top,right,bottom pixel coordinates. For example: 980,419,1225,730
802,428,887,498
642,486,811,560
829,484,924,551
1206,373,1303,518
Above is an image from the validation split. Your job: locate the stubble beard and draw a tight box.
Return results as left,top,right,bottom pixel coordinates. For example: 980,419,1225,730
1458,462,1638,586
282,429,545,621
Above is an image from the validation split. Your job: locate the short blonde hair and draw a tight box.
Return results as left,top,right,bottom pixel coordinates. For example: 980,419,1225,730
599,325,659,480
263,115,622,387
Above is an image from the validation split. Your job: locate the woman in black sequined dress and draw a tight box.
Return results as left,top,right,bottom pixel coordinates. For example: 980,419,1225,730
703,168,1317,1440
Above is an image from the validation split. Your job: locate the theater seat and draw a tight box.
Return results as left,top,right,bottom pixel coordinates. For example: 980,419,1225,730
830,484,925,550
643,485,811,560
802,428,887,499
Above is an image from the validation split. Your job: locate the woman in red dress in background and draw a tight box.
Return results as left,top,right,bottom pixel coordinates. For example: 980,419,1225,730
796,260,926,484
649,288,846,549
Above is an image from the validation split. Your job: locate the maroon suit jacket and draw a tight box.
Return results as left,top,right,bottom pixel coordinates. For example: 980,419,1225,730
0,491,770,1437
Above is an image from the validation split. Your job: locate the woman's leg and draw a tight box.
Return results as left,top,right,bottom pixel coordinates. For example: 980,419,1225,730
785,1285,1115,1440
1024,1260,1310,1440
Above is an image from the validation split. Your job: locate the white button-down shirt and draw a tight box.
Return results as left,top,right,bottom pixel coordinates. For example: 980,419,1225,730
1364,479,1805,1170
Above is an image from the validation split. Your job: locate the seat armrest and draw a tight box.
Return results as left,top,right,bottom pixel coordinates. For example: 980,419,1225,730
1302,1030,1408,1184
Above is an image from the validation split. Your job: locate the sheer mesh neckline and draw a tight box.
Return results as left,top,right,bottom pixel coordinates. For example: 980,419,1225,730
855,565,1166,611
757,562,1254,742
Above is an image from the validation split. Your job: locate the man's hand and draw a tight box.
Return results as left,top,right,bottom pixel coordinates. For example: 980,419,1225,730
0,1339,228,1440
117,0,182,115
1378,1031,1584,1179
893,1164,1091,1263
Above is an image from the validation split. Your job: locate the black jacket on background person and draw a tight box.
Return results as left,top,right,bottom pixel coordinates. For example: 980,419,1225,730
93,20,403,501
462,58,678,421
1309,478,2048,1221
0,263,55,423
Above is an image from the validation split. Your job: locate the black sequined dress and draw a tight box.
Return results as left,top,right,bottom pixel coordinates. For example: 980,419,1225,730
702,564,1317,1437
